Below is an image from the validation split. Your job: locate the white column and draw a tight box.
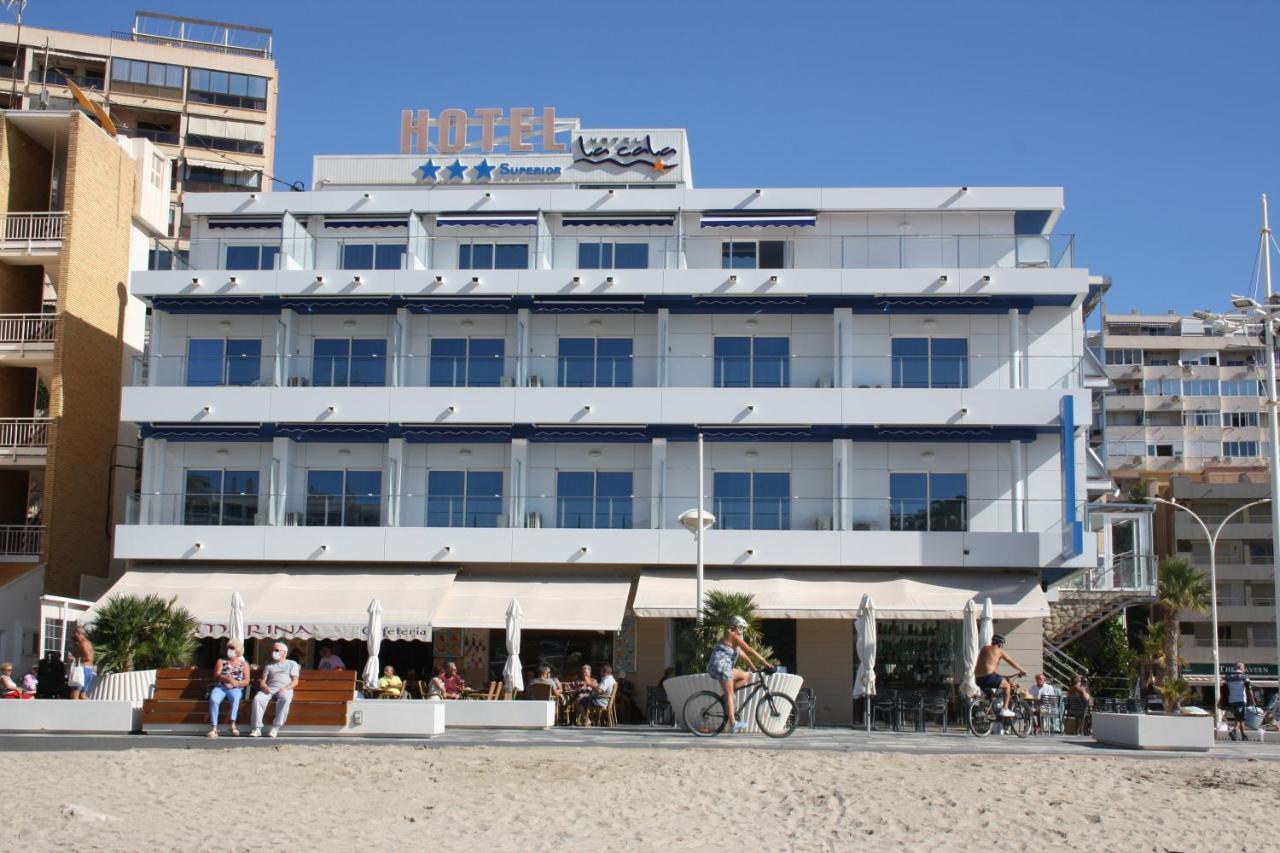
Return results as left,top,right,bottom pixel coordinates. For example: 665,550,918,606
510,438,529,527
279,308,296,385
139,437,165,523
394,307,411,387
650,437,667,530
833,439,852,530
385,438,404,527
146,309,163,387
833,307,854,388
1010,441,1025,533
515,308,530,387
657,307,670,387
281,212,313,271
1008,308,1023,389
407,212,429,270
271,436,292,526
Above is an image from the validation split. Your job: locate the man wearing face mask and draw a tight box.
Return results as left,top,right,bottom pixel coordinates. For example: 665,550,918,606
250,641,301,738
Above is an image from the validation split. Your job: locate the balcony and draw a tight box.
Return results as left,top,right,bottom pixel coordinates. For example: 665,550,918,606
0,213,67,260
116,492,1078,569
0,418,51,464
0,314,56,365
0,524,44,560
171,232,1077,273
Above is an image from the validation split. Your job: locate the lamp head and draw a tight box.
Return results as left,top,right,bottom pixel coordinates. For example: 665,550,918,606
1231,295,1259,310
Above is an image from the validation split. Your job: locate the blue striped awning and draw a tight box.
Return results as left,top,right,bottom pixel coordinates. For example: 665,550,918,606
206,216,282,230
561,215,675,227
275,423,392,442
401,426,513,443
700,211,816,228
282,297,397,314
532,298,647,314
140,424,268,441
436,213,538,227
323,216,408,229
403,297,519,314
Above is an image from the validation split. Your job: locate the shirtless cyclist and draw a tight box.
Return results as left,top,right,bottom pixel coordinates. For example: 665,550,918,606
975,634,1026,718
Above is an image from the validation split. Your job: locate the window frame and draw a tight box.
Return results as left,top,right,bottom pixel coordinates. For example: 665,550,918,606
713,471,791,531
713,336,791,388
184,337,263,387
556,337,634,388
428,337,506,387
889,472,968,532
457,241,531,270
720,239,788,270
183,468,261,526
305,469,383,527
556,470,633,530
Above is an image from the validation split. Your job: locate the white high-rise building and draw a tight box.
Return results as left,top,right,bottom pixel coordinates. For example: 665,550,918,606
100,109,1106,724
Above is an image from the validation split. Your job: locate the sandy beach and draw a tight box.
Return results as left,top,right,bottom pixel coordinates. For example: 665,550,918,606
4,744,1278,851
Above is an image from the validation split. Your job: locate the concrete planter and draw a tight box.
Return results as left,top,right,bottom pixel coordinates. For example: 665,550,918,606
664,672,804,734
437,699,556,729
1092,712,1214,752
87,669,157,707
0,699,139,734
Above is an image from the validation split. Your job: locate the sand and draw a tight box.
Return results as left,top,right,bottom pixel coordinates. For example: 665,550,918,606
5,744,1278,851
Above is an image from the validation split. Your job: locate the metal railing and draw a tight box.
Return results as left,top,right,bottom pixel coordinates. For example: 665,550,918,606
132,353,1086,391
0,525,43,556
1055,553,1158,594
1,212,67,245
112,31,273,60
170,233,1077,272
0,418,50,450
0,314,56,348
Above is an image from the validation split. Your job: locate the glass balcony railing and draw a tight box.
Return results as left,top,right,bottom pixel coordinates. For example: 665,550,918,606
130,353,1085,391
125,493,1080,534
164,233,1076,273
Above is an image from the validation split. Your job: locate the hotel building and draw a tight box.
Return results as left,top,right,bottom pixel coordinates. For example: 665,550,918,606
0,11,278,258
103,110,1116,724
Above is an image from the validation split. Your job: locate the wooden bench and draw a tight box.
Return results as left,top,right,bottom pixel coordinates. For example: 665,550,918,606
143,668,356,728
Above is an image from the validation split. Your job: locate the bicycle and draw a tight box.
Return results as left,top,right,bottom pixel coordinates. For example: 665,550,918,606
682,668,798,738
968,674,1033,738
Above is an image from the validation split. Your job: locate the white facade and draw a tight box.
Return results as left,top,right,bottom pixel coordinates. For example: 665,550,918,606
105,117,1099,722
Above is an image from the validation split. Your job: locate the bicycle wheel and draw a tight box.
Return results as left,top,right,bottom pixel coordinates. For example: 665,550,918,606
1010,698,1033,739
755,691,798,738
968,698,994,737
683,690,729,737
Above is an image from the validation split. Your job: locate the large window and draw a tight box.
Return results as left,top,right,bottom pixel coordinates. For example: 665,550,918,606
1185,410,1221,427
1182,379,1220,396
721,240,786,269
889,473,967,532
340,243,407,271
891,338,969,389
110,58,183,96
427,470,503,527
305,470,382,527
185,339,261,387
459,243,529,270
183,164,261,190
557,338,633,387
184,469,259,526
1222,379,1262,397
1104,348,1142,365
188,68,269,110
1143,378,1182,396
713,337,790,388
1223,441,1260,457
556,471,632,529
577,242,649,269
312,339,387,387
714,472,790,531
1225,411,1261,428
225,244,279,271
429,338,505,387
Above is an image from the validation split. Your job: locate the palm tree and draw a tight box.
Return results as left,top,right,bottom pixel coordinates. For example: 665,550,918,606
88,594,198,674
678,590,774,672
1154,556,1210,682
1136,621,1168,686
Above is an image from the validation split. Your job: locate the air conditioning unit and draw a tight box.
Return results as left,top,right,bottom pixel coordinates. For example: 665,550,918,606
525,511,542,528
527,375,543,388
815,377,833,389
851,522,872,532
815,515,833,531
284,512,302,526
287,376,310,387
1170,394,1182,401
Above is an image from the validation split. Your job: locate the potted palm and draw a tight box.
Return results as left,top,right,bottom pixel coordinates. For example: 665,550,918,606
85,594,198,703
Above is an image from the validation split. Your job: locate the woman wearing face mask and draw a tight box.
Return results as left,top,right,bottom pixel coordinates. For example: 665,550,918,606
208,639,250,738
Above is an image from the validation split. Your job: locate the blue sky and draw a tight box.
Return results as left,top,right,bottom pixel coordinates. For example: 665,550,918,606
18,1,1279,315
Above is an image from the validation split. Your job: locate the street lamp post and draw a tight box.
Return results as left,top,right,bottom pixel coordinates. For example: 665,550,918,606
678,433,715,623
1146,496,1270,713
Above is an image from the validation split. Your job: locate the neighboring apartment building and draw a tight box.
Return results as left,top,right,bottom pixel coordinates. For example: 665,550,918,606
0,10,277,259
0,110,169,670
100,109,1101,725
1165,477,1278,700
1094,311,1270,494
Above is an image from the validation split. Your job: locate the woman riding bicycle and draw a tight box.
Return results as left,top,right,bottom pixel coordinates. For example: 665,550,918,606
707,615,773,733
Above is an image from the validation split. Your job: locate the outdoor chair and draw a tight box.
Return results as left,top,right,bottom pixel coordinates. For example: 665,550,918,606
1037,695,1064,735
870,691,898,731
921,691,949,732
1124,698,1140,714
897,691,925,732
794,687,818,729
525,682,553,701
646,686,673,727
1064,695,1091,735
588,684,618,727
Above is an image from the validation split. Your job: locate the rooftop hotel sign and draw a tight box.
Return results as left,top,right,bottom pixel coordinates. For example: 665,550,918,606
400,107,567,155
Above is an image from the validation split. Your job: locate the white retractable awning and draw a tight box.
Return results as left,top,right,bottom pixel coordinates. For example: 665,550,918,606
433,574,632,631
86,569,456,641
632,570,1049,620
184,157,256,173
187,116,267,143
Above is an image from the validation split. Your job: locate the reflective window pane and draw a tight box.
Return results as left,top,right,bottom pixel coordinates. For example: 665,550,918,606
430,338,467,387
350,339,387,387
494,243,529,269
224,339,262,386
313,339,350,387
714,337,752,388
891,338,930,389
467,339,504,387
186,339,224,387
427,471,466,527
